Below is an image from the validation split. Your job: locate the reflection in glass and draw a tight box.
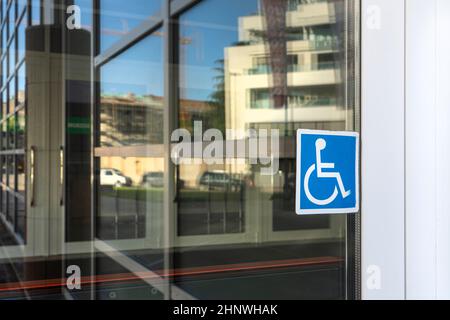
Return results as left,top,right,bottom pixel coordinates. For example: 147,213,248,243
0,121,5,151
97,30,164,242
16,106,24,149
0,0,358,301
95,24,165,299
8,79,14,113
99,0,163,52
16,154,24,196
18,0,27,16
74,0,93,32
17,63,24,105
8,36,15,75
1,0,5,21
8,2,14,38
97,156,164,240
31,0,41,25
1,90,5,121
17,16,26,63
0,0,27,248
0,155,4,186
6,155,14,224
175,0,355,299
7,114,14,149
100,32,163,147
1,57,6,86
16,197,25,240
7,193,14,225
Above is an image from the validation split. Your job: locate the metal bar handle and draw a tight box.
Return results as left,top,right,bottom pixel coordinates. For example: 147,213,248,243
30,146,36,207
60,146,64,206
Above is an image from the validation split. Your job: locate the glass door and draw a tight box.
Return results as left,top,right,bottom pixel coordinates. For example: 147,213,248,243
0,0,27,251
0,0,360,300
173,0,360,300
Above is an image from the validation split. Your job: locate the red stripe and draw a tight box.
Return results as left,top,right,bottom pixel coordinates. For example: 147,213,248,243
0,256,342,293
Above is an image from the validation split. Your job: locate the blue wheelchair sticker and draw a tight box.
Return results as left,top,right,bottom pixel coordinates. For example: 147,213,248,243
296,129,359,215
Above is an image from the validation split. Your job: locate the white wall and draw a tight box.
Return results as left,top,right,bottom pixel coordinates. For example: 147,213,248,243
406,0,450,300
361,0,405,300
435,0,450,299
362,0,450,300
405,0,437,300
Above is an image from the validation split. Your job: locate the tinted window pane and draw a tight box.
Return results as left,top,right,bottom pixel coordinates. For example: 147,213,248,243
8,40,14,77
0,155,4,186
17,62,24,104
16,154,24,195
0,118,5,150
7,155,13,190
31,0,41,25
97,156,164,241
7,192,14,223
1,0,6,21
100,32,163,147
1,23,6,57
8,78,14,113
16,196,25,240
1,89,5,121
74,0,93,32
175,0,356,299
99,0,162,52
1,57,6,85
0,0,359,301
7,114,14,149
17,15,25,63
16,106,24,148
8,2,14,38
17,0,27,16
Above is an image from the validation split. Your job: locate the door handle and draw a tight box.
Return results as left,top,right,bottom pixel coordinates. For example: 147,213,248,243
30,146,36,207
60,146,64,206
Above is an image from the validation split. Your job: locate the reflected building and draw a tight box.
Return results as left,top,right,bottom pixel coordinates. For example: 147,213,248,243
100,94,164,147
225,0,349,137
99,93,215,185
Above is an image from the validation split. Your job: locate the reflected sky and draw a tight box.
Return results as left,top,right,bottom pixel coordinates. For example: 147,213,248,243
74,0,93,31
98,0,259,101
101,32,163,97
179,0,258,101
100,0,163,52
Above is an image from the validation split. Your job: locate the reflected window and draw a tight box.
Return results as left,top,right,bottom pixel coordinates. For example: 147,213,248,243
0,0,359,301
0,0,28,244
97,30,164,242
174,0,357,299
17,15,25,63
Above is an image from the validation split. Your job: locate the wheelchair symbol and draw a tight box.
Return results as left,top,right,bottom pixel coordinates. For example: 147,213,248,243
304,138,351,206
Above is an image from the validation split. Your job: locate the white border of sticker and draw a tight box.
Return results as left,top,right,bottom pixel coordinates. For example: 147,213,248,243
296,129,360,215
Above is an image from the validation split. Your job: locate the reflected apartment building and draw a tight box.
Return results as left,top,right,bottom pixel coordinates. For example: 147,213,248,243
0,0,360,300
100,93,214,185
224,0,352,186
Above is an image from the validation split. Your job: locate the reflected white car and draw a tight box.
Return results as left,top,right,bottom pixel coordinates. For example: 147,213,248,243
100,169,132,187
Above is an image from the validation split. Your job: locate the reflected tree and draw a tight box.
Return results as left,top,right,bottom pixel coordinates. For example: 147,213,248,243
207,59,226,134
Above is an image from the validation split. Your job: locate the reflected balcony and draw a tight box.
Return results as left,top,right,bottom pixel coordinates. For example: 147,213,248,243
245,61,339,75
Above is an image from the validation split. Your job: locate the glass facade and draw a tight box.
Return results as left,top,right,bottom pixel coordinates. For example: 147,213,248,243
0,0,359,300
0,0,28,243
